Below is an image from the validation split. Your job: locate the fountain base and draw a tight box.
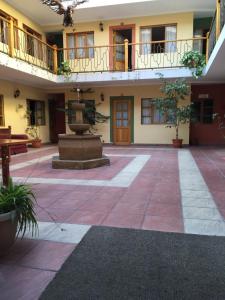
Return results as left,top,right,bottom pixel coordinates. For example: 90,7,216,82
52,155,110,170
52,134,110,170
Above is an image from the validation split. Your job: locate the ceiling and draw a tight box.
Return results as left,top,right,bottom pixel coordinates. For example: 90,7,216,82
5,0,215,27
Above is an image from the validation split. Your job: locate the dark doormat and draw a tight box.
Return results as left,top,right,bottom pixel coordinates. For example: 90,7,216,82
40,226,225,300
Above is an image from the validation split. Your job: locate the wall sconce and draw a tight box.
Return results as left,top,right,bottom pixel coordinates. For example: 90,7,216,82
99,22,104,32
100,93,104,102
14,89,20,98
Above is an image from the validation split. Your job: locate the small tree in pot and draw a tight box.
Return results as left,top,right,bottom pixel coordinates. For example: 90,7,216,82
153,76,191,148
26,125,42,148
0,179,38,255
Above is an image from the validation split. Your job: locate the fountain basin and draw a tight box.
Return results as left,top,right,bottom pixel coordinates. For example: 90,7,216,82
52,134,110,169
69,124,90,135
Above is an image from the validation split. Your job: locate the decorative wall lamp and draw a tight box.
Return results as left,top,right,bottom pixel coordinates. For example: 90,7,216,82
100,93,105,102
14,89,21,98
99,22,104,32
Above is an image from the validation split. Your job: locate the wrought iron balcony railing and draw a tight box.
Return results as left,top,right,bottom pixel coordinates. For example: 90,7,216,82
57,37,207,73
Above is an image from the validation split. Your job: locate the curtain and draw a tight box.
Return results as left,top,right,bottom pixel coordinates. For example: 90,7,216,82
68,35,75,59
76,34,86,58
87,33,94,58
141,28,152,54
193,29,203,54
141,99,152,124
0,19,8,44
165,26,176,52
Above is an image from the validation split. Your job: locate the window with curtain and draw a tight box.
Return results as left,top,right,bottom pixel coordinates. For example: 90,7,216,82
0,10,18,47
67,32,94,59
140,25,177,54
27,99,46,126
141,99,166,124
0,95,5,126
23,25,42,59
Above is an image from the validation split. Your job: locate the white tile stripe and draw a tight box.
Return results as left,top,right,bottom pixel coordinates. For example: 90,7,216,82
11,146,56,158
10,153,58,171
22,221,91,244
12,154,151,188
178,150,225,236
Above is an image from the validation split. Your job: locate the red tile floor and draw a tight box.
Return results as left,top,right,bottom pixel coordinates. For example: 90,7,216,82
0,145,225,299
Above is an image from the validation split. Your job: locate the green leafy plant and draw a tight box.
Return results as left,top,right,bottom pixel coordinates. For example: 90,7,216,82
181,50,206,78
59,101,109,129
57,61,72,78
153,75,191,140
25,126,41,141
0,178,38,237
82,101,109,125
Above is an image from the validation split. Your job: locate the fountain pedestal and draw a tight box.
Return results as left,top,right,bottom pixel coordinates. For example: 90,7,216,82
52,101,110,170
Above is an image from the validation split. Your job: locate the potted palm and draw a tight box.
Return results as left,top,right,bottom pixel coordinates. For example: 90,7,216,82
26,125,42,148
153,76,191,148
0,179,38,255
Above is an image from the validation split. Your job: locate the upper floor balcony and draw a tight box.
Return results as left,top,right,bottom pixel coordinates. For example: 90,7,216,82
0,0,224,85
0,16,206,73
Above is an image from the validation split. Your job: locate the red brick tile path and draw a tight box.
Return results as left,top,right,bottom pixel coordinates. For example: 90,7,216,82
3,146,225,298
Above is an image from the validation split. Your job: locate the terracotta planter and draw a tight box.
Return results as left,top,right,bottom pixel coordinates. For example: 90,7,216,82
31,139,42,148
172,139,183,148
0,211,18,255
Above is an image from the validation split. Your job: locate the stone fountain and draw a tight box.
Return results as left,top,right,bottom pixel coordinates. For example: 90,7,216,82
52,90,110,170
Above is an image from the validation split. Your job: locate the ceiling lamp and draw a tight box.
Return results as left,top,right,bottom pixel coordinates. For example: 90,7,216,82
40,0,88,27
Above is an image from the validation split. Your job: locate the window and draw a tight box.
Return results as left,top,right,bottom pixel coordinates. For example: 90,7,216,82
23,25,42,59
0,10,18,46
141,99,166,124
27,99,46,126
191,99,214,124
68,100,95,124
0,95,5,126
193,29,209,55
140,25,177,54
67,32,94,59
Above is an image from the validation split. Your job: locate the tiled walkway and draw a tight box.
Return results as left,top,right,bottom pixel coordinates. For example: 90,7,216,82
0,145,225,299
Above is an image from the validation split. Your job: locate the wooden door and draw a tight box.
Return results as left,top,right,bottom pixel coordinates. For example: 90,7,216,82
113,31,125,71
113,100,131,145
48,94,66,143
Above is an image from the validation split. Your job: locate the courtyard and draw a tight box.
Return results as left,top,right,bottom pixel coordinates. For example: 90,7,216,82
0,145,225,299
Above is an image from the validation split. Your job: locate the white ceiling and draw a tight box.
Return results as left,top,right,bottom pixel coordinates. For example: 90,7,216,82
5,0,215,27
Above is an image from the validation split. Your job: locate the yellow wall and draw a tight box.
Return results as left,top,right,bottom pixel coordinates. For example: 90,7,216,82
0,0,45,38
44,12,193,42
65,85,190,145
0,79,49,143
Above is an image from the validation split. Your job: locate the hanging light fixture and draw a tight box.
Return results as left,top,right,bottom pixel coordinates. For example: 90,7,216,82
99,22,104,32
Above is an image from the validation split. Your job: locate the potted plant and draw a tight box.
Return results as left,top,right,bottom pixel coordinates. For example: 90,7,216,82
0,179,38,255
26,125,42,148
181,50,206,78
57,61,72,78
153,76,191,148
